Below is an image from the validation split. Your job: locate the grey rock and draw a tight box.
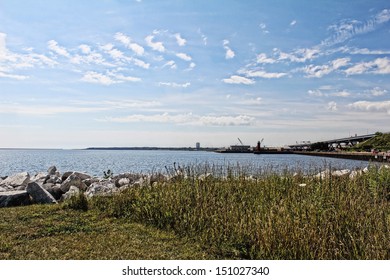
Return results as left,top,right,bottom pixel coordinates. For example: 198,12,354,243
0,190,31,208
85,182,117,198
61,171,73,181
26,182,57,204
47,166,57,175
331,169,351,177
60,174,88,193
73,172,91,181
0,172,30,187
61,186,80,201
45,175,62,184
62,171,91,182
116,177,130,187
30,172,48,185
0,186,7,192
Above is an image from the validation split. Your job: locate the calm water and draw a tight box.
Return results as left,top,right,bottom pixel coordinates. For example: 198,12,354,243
0,149,370,177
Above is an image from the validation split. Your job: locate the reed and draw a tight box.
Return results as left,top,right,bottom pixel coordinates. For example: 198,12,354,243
92,164,389,259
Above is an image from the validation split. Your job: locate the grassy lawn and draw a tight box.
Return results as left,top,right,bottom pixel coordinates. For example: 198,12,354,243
0,204,214,260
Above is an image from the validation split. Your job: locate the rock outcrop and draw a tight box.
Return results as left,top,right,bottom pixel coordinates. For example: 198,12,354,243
26,182,57,204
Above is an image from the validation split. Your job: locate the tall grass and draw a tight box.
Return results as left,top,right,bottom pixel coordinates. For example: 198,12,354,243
91,164,389,259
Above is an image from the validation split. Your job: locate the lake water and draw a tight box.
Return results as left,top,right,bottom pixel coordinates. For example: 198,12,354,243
0,149,370,177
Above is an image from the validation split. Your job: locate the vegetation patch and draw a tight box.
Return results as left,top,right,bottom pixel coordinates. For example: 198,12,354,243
92,164,390,259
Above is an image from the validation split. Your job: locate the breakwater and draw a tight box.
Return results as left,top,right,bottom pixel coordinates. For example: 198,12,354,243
293,151,390,162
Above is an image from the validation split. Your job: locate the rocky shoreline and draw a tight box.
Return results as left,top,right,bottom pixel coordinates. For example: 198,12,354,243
0,166,172,208
1,164,389,208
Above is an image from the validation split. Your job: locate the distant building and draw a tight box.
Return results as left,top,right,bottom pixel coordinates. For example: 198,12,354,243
196,142,200,149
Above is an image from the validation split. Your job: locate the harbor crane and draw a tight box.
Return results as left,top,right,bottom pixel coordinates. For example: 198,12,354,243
238,138,244,145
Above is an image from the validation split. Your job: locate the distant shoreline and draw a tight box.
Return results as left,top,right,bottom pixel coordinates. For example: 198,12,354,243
85,147,219,151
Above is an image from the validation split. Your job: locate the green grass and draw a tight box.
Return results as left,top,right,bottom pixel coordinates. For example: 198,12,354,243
352,132,390,151
1,164,389,259
0,204,214,260
92,164,390,259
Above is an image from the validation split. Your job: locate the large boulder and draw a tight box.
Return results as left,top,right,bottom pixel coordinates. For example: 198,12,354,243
47,166,57,176
331,169,351,177
85,182,118,198
43,184,63,200
30,172,49,186
0,172,30,188
62,171,91,182
0,191,31,208
60,174,88,193
60,186,80,201
26,182,57,204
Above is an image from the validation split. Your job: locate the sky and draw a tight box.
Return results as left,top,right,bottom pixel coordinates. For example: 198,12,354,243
0,0,390,149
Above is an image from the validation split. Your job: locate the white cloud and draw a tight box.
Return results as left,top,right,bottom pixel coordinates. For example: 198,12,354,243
309,88,351,98
277,47,320,63
145,35,165,52
176,52,192,61
174,33,186,46
322,9,390,47
327,101,338,111
197,29,208,45
243,70,287,79
256,53,276,64
162,60,177,69
331,90,351,97
259,23,269,34
47,40,70,57
81,71,119,85
132,58,149,69
103,112,255,126
342,47,390,55
290,20,297,26
113,73,141,82
345,57,390,75
223,75,255,85
158,82,190,88
0,72,29,80
0,33,6,56
79,44,92,54
223,40,235,59
115,32,145,56
348,100,390,114
370,87,387,96
303,57,350,78
0,33,57,80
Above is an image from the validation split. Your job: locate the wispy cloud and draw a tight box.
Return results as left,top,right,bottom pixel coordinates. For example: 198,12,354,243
158,82,191,88
102,112,255,126
115,32,145,56
145,35,165,52
175,52,192,61
47,40,70,57
174,33,186,46
0,33,56,80
223,40,235,59
348,100,390,114
81,71,140,85
322,9,390,47
326,101,338,111
345,57,390,75
243,69,287,79
302,57,350,78
259,23,269,34
222,75,254,85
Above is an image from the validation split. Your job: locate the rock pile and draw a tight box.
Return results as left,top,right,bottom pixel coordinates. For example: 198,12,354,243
0,166,161,208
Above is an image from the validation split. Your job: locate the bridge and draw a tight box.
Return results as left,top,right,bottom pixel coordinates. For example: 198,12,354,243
288,133,376,150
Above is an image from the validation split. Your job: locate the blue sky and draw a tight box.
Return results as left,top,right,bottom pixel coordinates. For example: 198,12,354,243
1,0,390,148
